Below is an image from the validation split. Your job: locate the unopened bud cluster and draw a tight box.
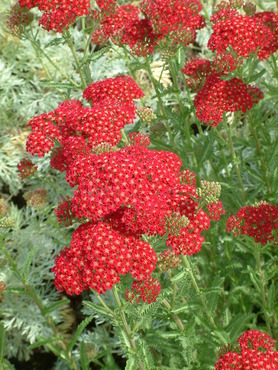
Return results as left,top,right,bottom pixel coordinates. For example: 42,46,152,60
243,1,256,15
197,181,221,204
161,47,178,60
24,188,49,209
158,249,181,271
7,3,34,37
149,122,167,137
165,212,190,235
0,199,7,219
91,143,118,154
17,158,37,180
137,107,157,124
0,217,15,228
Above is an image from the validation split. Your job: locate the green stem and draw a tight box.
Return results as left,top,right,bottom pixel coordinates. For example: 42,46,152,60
169,60,198,169
253,245,273,336
162,299,185,332
112,286,145,370
145,56,175,145
181,255,216,328
247,111,271,196
82,18,95,85
64,29,87,88
0,236,78,370
223,116,245,202
25,31,80,88
91,289,120,320
199,0,210,21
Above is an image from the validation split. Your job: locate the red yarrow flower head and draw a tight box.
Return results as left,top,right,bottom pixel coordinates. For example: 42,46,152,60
194,74,263,126
125,277,161,304
208,10,277,60
207,200,225,221
158,249,181,271
226,202,278,245
17,158,38,179
215,330,278,370
19,0,91,32
83,76,144,105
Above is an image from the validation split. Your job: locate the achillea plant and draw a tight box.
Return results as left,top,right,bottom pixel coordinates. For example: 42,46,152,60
1,0,278,368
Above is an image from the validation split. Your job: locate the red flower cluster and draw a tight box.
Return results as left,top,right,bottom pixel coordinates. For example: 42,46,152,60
26,76,143,165
208,9,278,60
226,202,278,245
18,0,90,32
215,330,278,369
207,201,225,221
17,158,37,179
125,277,161,304
91,0,206,56
193,74,263,126
25,74,220,297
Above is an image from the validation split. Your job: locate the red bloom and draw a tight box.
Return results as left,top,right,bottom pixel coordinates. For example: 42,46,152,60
17,158,37,179
83,76,144,104
207,201,225,221
19,0,90,32
126,277,161,304
208,10,276,60
238,330,276,352
226,202,278,245
194,74,263,126
215,330,278,370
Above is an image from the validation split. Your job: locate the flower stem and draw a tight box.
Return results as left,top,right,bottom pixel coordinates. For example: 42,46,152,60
64,29,87,89
25,30,80,88
162,299,185,332
91,289,120,320
181,255,217,328
145,56,175,145
223,115,245,202
247,111,271,196
253,244,273,336
112,286,145,370
169,59,198,169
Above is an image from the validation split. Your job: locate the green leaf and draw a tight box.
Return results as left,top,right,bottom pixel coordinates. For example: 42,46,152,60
176,47,185,69
66,316,93,353
42,82,79,89
248,68,266,83
3,287,28,295
0,323,4,362
44,37,66,48
227,313,254,342
42,298,70,315
125,355,139,370
170,271,186,282
83,301,114,318
80,342,90,370
81,47,110,66
28,336,64,350
21,245,38,282
247,265,261,292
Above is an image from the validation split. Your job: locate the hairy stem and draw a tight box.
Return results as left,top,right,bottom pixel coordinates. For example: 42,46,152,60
181,255,216,328
223,116,245,202
64,29,87,88
247,111,271,196
112,286,145,370
253,245,273,336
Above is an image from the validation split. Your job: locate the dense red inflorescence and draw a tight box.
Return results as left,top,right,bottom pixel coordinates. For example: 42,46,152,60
226,202,278,245
215,330,278,369
18,0,91,32
24,73,224,297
